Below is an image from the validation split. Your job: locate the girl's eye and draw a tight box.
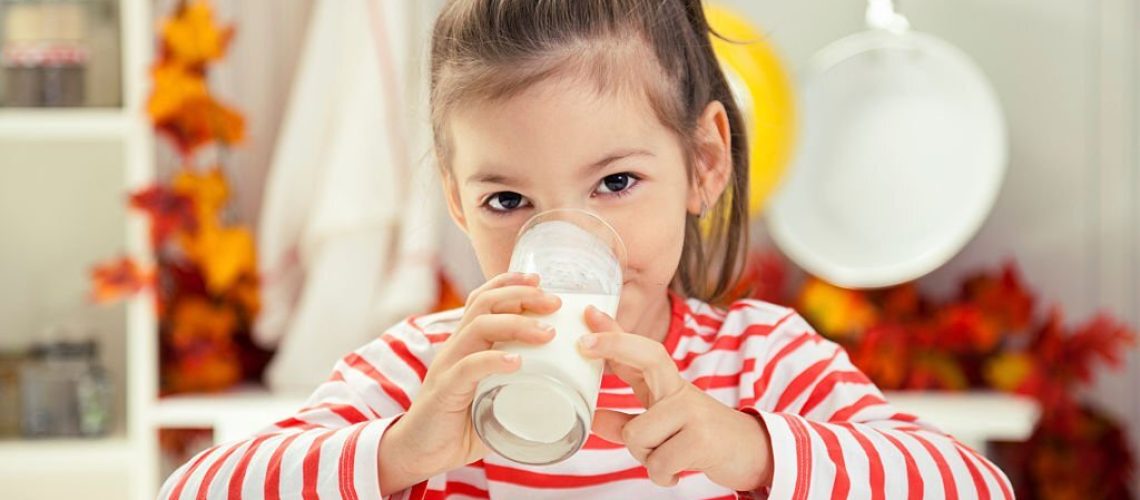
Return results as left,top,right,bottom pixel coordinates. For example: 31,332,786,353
596,173,639,195
485,191,530,213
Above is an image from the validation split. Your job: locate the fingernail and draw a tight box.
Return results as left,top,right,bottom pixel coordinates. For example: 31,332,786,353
503,353,520,363
580,334,598,349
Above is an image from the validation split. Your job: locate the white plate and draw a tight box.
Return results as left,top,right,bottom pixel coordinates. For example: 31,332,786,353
767,30,1007,288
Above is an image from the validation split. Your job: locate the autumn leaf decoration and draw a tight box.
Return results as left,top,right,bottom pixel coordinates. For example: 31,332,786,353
90,0,267,394
147,0,243,154
737,252,1136,499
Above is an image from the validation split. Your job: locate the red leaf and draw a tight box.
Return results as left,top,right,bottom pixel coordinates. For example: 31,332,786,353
129,184,197,247
961,260,1036,332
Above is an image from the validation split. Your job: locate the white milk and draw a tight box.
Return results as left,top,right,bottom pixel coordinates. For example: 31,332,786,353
477,292,619,450
472,211,625,464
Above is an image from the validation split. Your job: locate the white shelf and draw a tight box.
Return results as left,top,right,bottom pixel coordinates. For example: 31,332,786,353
153,385,308,443
885,390,1040,450
0,436,132,500
0,0,156,498
0,434,132,463
0,109,132,140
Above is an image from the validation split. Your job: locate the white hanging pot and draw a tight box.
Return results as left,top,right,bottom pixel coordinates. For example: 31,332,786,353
766,0,1007,289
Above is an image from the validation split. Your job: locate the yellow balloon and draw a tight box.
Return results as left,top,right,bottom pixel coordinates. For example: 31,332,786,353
705,4,796,217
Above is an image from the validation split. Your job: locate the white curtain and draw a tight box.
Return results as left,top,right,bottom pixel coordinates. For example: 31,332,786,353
252,0,444,393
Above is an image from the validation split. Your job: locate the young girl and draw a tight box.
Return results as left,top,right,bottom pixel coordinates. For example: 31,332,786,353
161,0,1013,498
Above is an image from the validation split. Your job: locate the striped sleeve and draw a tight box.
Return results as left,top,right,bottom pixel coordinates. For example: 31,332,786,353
157,316,448,500
737,312,1015,500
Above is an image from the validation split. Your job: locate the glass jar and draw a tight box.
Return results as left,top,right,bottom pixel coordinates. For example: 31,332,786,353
2,45,87,106
20,339,111,438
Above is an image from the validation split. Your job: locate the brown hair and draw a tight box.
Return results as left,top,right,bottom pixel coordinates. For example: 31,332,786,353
430,0,750,306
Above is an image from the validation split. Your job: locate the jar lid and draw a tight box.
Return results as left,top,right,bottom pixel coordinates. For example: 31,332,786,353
1,43,88,66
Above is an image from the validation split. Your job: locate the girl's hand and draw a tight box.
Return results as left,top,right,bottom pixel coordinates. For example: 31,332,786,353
580,306,774,491
381,272,561,487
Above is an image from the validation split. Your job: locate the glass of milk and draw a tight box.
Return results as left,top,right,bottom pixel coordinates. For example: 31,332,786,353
471,208,625,465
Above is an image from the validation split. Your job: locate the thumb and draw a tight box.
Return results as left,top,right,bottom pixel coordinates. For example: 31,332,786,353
591,409,634,444
585,305,622,333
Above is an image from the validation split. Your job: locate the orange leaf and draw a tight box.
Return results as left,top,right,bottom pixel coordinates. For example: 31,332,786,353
163,297,241,394
147,62,207,123
173,167,228,222
169,297,237,348
89,257,152,304
155,94,246,155
223,274,261,315
182,222,256,295
161,0,234,66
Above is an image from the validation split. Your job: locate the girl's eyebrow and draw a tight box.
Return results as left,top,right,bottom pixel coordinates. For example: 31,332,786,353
466,148,654,187
587,149,654,172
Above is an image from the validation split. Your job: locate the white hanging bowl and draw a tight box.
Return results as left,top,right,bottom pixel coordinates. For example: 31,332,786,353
767,24,1007,289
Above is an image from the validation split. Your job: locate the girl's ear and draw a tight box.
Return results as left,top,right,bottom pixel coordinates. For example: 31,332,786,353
441,169,470,234
687,100,733,216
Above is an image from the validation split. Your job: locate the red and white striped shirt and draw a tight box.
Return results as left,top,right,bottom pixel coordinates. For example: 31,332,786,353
159,293,1013,499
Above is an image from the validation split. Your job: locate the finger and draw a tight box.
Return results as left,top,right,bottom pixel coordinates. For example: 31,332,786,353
583,305,677,378
461,273,540,324
582,306,660,403
645,428,699,487
470,272,540,301
437,315,555,367
579,331,684,405
591,409,634,445
622,396,689,461
435,350,522,411
476,286,561,316
584,303,621,333
599,362,654,407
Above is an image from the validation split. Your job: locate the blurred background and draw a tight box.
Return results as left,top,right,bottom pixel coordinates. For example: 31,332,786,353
0,0,1136,499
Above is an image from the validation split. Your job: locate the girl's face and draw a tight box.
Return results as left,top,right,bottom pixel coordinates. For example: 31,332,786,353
442,75,730,334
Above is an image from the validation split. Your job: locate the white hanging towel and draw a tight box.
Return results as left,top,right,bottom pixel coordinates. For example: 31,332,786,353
256,0,440,394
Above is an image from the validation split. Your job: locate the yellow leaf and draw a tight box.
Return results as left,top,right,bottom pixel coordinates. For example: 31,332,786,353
799,278,877,338
919,353,969,390
984,352,1034,392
